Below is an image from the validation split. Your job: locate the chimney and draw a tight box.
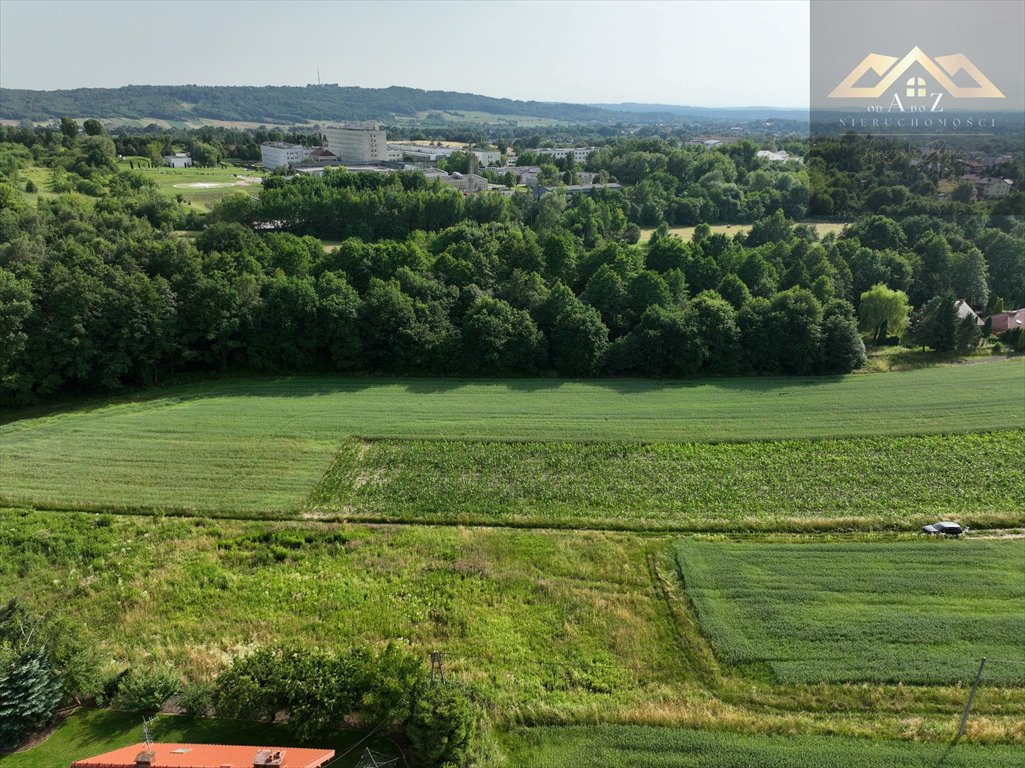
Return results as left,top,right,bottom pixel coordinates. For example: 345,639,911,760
253,749,286,767
134,750,155,768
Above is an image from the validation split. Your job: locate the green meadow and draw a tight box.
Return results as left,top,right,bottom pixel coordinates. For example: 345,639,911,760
2,361,1023,518
674,539,1025,685
502,725,1025,768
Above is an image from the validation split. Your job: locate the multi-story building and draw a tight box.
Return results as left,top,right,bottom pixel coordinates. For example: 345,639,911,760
323,123,389,163
528,146,598,165
260,141,313,169
387,143,502,166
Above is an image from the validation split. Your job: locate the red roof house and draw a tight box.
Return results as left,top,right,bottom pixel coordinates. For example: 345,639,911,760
70,743,334,768
989,309,1025,334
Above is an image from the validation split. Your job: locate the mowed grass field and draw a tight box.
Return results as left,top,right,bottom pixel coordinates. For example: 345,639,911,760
307,431,1025,530
2,362,1023,517
0,709,399,768
675,540,1025,685
118,161,261,212
503,725,1025,768
638,221,849,242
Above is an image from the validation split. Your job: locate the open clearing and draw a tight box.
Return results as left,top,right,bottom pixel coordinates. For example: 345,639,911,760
307,431,1025,530
675,539,1025,685
502,725,1025,768
639,221,849,242
119,162,261,211
0,709,399,768
2,362,1022,516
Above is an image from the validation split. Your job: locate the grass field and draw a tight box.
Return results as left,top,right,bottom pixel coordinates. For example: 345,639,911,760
639,221,849,242
2,362,1022,517
502,725,1025,768
0,709,399,768
3,509,1024,742
675,540,1025,685
306,431,1025,530
124,163,261,212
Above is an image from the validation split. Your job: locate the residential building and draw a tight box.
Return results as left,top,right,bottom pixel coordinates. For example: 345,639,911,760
70,743,334,768
323,123,388,163
535,182,624,198
163,153,192,168
976,177,1013,199
954,299,983,326
260,141,313,169
989,309,1025,334
529,146,598,165
756,149,801,163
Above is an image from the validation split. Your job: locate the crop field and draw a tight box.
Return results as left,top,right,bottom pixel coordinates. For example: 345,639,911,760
0,709,400,768
2,362,1022,517
675,540,1025,685
307,431,1025,530
503,725,1025,768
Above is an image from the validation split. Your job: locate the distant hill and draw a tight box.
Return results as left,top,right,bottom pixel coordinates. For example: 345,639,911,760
0,84,811,126
0,84,640,124
592,102,810,120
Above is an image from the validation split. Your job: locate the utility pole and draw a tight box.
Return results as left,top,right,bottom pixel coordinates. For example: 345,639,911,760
954,657,986,744
429,650,445,683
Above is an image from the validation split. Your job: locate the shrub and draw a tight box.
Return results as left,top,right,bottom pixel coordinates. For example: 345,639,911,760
111,666,178,713
178,681,214,718
406,683,482,768
24,179,36,193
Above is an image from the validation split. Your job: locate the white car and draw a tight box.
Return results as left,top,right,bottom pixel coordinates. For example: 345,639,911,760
922,521,963,536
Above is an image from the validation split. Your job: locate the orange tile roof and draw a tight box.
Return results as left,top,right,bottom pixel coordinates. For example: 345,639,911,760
70,743,334,768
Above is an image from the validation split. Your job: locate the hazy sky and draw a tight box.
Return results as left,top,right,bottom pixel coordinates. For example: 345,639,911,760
0,0,810,107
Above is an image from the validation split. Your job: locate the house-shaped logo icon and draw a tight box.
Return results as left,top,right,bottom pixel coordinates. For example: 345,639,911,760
829,47,1004,98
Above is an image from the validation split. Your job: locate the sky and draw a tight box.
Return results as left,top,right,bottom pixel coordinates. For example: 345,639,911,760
0,0,810,107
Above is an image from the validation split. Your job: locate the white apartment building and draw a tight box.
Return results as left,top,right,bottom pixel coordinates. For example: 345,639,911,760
323,124,389,163
261,141,314,169
529,146,598,165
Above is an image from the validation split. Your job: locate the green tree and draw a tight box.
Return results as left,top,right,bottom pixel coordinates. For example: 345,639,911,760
407,683,481,768
82,118,105,136
717,272,751,310
950,181,976,203
911,292,958,351
548,300,608,376
0,649,62,747
819,301,866,373
858,283,911,342
59,117,79,144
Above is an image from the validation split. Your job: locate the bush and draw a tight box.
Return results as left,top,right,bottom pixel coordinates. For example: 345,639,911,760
111,666,178,713
24,179,36,193
406,683,482,768
178,681,214,718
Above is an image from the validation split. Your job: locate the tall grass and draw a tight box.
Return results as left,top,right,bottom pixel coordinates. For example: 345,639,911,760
307,431,1025,530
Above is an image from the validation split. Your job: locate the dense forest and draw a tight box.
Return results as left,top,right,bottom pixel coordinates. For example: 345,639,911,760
1,123,1023,403
1,84,645,124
